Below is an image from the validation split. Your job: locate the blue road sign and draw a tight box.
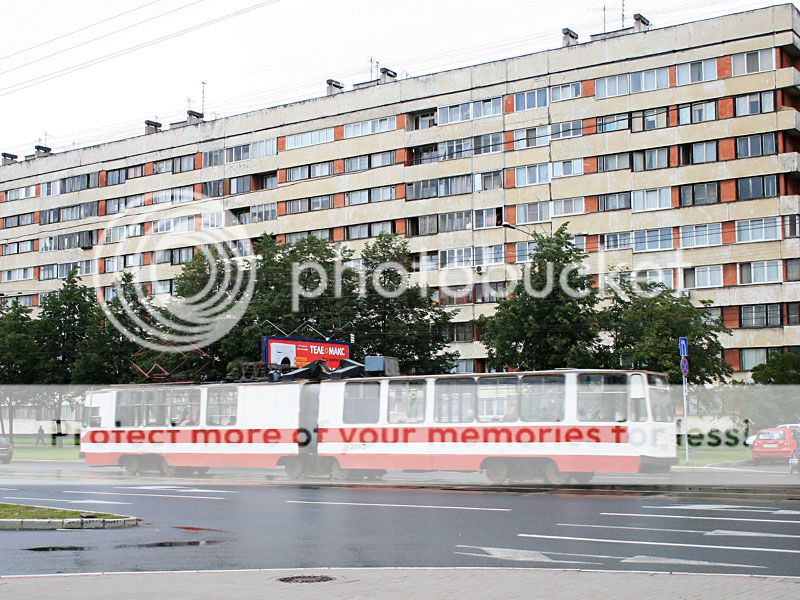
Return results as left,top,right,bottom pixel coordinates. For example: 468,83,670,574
679,337,688,357
680,356,690,378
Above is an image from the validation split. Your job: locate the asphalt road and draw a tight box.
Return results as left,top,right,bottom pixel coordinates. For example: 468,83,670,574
0,464,799,577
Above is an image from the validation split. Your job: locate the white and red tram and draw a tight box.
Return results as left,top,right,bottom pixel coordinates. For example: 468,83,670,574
80,369,677,484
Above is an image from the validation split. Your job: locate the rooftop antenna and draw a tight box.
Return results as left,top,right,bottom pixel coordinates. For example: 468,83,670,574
621,0,625,28
201,81,206,115
603,5,606,32
187,96,192,111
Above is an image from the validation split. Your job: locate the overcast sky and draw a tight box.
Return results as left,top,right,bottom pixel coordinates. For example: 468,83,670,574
0,0,795,158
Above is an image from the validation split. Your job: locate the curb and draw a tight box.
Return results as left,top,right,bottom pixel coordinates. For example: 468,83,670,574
0,517,138,531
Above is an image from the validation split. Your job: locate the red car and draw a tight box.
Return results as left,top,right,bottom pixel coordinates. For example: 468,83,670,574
751,428,798,462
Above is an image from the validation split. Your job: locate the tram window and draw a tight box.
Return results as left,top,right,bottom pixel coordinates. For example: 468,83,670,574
83,406,100,428
577,374,628,422
434,378,476,423
519,375,565,422
477,377,518,422
388,381,426,423
648,374,675,422
169,389,200,427
343,382,381,424
207,388,238,426
116,391,142,427
140,390,169,427
629,375,648,422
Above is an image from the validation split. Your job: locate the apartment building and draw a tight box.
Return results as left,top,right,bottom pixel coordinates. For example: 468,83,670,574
2,5,800,377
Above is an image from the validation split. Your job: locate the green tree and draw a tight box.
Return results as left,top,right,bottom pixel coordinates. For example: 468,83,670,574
751,351,800,384
352,234,456,374
478,224,600,371
601,273,732,384
0,302,39,439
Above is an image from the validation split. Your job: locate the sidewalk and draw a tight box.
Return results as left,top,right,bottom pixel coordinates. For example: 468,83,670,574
2,568,798,599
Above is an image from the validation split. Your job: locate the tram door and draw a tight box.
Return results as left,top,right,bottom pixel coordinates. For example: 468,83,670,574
298,382,320,455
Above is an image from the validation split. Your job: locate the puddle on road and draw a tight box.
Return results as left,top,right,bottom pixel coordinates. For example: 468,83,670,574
114,540,223,549
26,546,87,552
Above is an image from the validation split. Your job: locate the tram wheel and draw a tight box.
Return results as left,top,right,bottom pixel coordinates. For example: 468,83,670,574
122,456,140,476
484,460,509,484
542,461,569,485
159,457,177,477
284,457,304,480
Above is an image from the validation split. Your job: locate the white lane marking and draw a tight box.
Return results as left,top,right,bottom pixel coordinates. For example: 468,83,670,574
454,545,600,564
63,491,226,500
621,555,766,568
113,486,240,494
601,512,800,524
285,500,510,512
517,533,800,554
4,496,131,505
643,504,800,516
558,523,800,538
0,487,20,491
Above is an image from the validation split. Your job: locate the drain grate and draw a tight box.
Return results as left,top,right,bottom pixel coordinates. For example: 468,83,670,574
278,575,335,584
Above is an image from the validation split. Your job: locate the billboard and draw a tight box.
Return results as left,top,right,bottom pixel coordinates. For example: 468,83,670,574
261,336,350,369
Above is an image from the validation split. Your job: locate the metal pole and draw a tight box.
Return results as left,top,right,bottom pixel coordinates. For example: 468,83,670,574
682,373,689,464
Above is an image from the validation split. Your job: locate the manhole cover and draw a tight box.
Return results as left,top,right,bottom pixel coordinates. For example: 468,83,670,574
278,575,335,584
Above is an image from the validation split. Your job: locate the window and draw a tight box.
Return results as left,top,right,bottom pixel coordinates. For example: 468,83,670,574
475,281,506,304
516,375,564,421
202,212,223,230
788,302,800,325
343,382,380,424
345,155,369,172
438,211,472,233
473,377,518,422
682,223,722,248
736,133,776,158
171,247,194,265
550,120,582,139
551,197,584,217
474,245,503,266
2,268,34,282
207,388,238,426
345,189,368,206
407,179,438,200
473,207,502,230
551,159,582,178
597,113,629,133
286,198,310,214
676,58,717,85
201,180,223,198
577,374,628,422
550,82,581,102
632,188,670,212
631,108,668,132
285,128,334,150
731,48,775,76
106,168,126,186
684,265,723,289
514,126,549,149
595,73,629,99
173,154,196,173
737,175,777,200
248,203,277,223
633,228,672,252
735,91,774,116
39,264,57,280
474,171,503,192
5,185,36,201
598,153,630,172
515,241,537,263
202,149,224,167
225,144,250,163
437,97,501,125
370,221,392,237
388,381,426,423
680,182,719,206
104,256,123,273
736,217,780,242
370,185,395,202
474,132,503,155
412,111,436,130
434,379,476,423
637,269,673,289
514,88,548,111
408,215,438,237
447,322,475,343
347,224,369,240
515,164,550,187
438,174,472,197
599,192,631,211
604,232,631,250
516,201,550,224
439,247,472,269
678,100,716,124
40,180,61,198
787,258,800,282
4,212,33,229
739,260,781,284
740,348,770,371
344,116,397,138
741,304,781,328
633,147,668,171
230,175,251,195
629,67,669,93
